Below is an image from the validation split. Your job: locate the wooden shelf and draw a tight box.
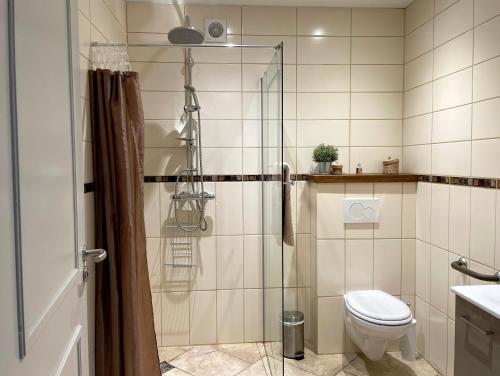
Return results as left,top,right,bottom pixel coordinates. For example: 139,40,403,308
308,173,418,183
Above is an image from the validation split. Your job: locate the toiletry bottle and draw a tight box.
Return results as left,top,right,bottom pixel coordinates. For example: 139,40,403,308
356,163,363,174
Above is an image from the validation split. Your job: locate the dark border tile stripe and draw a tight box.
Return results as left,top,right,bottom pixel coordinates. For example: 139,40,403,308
86,174,499,193
418,175,498,189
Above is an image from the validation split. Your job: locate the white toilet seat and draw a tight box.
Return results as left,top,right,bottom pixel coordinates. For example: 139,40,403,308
345,290,412,326
344,290,417,361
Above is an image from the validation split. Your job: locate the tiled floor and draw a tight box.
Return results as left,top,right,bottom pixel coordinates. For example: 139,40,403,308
158,343,440,376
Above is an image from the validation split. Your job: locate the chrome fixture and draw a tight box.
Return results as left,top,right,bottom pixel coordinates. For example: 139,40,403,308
169,17,215,233
451,257,500,282
82,245,107,282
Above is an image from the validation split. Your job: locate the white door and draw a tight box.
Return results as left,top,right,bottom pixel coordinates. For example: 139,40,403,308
0,1,92,375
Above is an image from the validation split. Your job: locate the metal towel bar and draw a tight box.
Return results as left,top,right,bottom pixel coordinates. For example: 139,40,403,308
451,257,500,282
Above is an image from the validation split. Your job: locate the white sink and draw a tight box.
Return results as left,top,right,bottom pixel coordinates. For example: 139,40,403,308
451,285,500,319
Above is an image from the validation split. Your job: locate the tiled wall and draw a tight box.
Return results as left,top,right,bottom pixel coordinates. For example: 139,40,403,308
403,0,500,374
127,2,406,347
309,182,416,354
78,0,127,373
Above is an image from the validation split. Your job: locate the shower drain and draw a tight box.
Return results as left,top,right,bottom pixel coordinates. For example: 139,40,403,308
159,361,175,373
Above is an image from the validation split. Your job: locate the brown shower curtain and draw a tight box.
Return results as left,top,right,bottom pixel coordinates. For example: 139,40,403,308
89,69,160,376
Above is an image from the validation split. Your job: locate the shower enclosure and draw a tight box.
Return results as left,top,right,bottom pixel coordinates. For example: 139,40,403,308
100,35,285,374
261,45,284,376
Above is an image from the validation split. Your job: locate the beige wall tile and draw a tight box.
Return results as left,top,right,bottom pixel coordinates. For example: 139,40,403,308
133,62,185,91
474,0,500,25
402,182,417,238
404,83,432,118
144,183,161,237
351,120,402,147
297,7,351,36
374,239,402,295
405,0,434,34
146,237,162,292
449,186,470,257
297,93,350,119
433,0,473,47
190,291,217,344
446,319,455,376
317,297,345,354
432,105,472,143
351,93,403,120
346,239,374,291
403,114,432,146
297,37,350,64
317,240,345,297
215,182,243,236
242,6,296,35
204,148,242,175
473,56,500,102
402,239,416,295
472,139,500,179
217,289,244,343
316,183,345,239
431,141,471,176
432,68,472,111
496,191,500,269
243,289,263,342
415,297,430,357
469,188,496,267
352,65,403,92
405,21,433,63
428,307,448,374
352,9,404,36
297,65,350,92
192,237,217,291
416,182,432,242
404,52,433,90
430,246,449,314
162,292,190,346
127,2,183,33
433,30,473,79
296,120,350,147
416,240,431,301
352,37,404,64
374,183,403,239
472,97,500,139
474,16,500,63
217,236,243,289
435,0,460,15
243,236,262,289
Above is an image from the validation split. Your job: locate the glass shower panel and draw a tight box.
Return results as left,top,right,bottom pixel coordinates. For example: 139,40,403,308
261,46,284,376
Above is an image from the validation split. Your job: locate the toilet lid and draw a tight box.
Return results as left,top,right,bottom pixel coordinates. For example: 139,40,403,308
345,290,412,324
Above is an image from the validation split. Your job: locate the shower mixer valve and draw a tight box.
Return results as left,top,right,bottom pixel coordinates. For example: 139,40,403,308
184,104,200,112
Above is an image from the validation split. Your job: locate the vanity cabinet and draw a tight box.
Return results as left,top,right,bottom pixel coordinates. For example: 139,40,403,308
455,296,500,376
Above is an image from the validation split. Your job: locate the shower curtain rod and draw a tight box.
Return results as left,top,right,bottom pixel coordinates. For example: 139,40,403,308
91,42,281,49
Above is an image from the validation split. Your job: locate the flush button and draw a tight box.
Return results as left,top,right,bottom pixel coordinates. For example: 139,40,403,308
343,198,380,224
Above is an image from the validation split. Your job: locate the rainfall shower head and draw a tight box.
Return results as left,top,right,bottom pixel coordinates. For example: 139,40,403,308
168,25,204,45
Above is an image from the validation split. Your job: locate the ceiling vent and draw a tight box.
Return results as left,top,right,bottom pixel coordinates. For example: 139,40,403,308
204,19,227,43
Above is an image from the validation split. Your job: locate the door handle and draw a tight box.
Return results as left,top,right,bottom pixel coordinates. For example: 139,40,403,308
82,247,107,263
81,245,107,282
460,315,494,336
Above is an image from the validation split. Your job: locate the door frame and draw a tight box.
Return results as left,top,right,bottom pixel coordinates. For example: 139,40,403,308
7,0,84,361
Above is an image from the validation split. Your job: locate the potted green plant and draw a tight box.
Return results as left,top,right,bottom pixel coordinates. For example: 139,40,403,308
313,143,338,174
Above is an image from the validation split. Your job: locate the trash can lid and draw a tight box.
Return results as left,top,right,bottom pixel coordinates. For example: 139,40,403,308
280,310,304,323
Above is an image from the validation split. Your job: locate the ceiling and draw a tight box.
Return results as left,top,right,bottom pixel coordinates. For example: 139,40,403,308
128,0,414,8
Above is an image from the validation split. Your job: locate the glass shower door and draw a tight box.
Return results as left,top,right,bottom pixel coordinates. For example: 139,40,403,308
261,45,284,376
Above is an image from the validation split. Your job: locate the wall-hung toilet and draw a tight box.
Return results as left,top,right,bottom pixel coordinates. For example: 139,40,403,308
344,290,417,361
